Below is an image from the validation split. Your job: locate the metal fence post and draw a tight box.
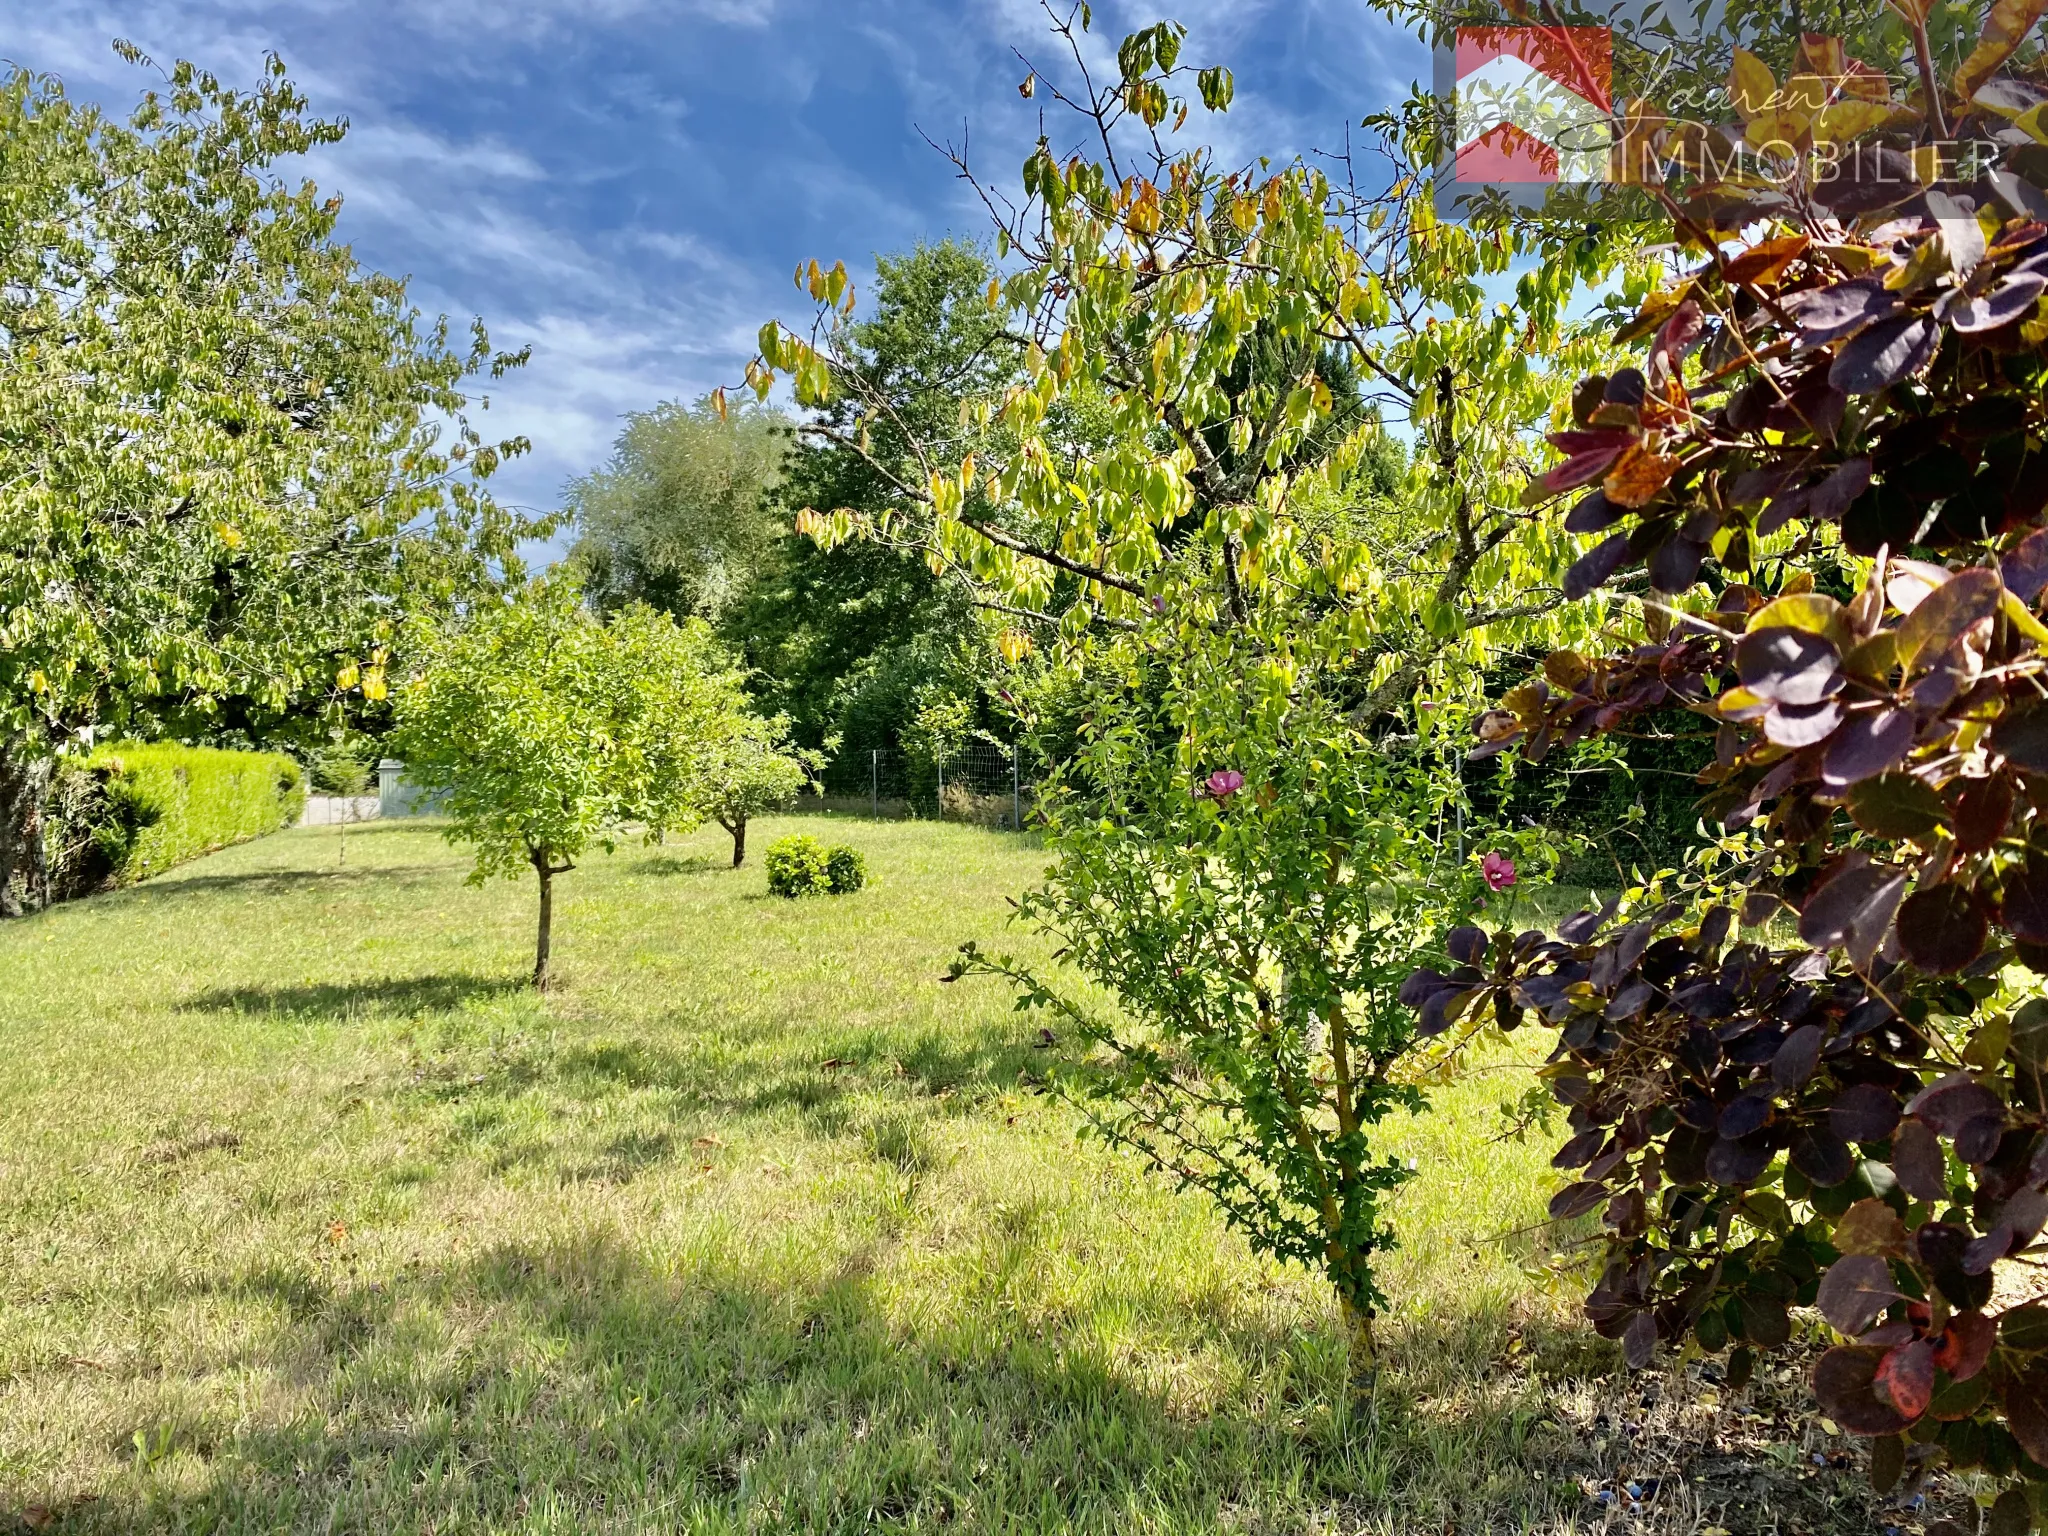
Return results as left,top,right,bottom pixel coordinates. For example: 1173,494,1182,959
935,754,943,822
1012,743,1021,830
871,750,879,819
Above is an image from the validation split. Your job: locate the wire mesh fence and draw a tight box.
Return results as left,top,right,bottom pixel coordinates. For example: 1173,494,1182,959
809,726,1714,879
818,741,1031,828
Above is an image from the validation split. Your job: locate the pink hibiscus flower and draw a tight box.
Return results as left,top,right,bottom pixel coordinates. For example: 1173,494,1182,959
1204,769,1245,801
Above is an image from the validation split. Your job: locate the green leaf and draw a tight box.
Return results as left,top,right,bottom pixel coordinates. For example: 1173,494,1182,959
1846,774,1949,839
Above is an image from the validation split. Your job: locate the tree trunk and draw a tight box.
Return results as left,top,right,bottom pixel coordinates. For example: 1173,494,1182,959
1341,1294,1380,1402
532,849,554,990
0,738,54,919
729,816,747,868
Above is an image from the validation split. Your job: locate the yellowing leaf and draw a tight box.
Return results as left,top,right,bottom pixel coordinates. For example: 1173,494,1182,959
1728,49,1776,120
1798,34,1847,78
336,662,360,690
1838,62,1893,102
1745,109,1810,155
1747,591,1845,639
997,628,1033,663
2005,589,2048,646
1782,72,1831,112
1544,650,1590,688
1813,100,1894,145
1723,233,1809,286
1603,444,1679,508
1965,1013,2014,1068
1954,0,2048,104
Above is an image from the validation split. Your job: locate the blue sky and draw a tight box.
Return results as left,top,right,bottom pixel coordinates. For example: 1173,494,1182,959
13,1,1427,529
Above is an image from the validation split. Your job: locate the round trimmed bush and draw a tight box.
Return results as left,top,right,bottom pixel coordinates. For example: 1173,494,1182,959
764,834,831,897
824,845,867,894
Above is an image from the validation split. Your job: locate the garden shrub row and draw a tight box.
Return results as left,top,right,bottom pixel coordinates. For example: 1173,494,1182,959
46,743,305,896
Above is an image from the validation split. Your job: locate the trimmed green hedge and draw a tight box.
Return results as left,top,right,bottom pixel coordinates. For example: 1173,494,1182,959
73,743,305,887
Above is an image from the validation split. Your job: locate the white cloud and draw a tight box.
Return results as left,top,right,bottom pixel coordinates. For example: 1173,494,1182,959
10,0,1425,554
337,122,548,182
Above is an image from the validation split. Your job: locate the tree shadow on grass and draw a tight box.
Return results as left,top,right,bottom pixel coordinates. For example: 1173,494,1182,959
42,1226,1923,1536
179,974,525,1021
12,1225,1940,1536
547,1019,1047,1128
630,853,721,878
40,1230,1597,1536
141,864,448,898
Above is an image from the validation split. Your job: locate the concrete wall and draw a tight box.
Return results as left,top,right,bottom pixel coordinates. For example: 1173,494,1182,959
301,795,381,827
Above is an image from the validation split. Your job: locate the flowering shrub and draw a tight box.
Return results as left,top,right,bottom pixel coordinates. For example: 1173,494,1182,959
953,617,1559,1383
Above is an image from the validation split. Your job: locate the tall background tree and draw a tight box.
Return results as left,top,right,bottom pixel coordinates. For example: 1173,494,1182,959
570,242,1039,795
567,396,791,622
0,50,549,913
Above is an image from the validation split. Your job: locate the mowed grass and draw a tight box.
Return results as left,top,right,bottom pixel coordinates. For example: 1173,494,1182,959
0,815,1769,1534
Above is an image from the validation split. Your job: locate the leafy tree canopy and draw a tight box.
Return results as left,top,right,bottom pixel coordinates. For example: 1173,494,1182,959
567,396,792,622
724,242,1029,774
0,49,549,907
1403,0,2048,1508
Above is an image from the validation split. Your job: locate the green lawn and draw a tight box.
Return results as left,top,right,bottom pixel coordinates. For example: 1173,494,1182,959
0,817,1896,1533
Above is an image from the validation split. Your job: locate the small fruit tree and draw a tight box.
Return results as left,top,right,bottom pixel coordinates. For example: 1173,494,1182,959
703,723,811,868
391,587,725,987
694,659,817,868
749,8,1647,1379
1403,14,2048,1514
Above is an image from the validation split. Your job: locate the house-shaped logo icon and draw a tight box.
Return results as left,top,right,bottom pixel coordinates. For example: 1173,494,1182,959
1454,26,1614,184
